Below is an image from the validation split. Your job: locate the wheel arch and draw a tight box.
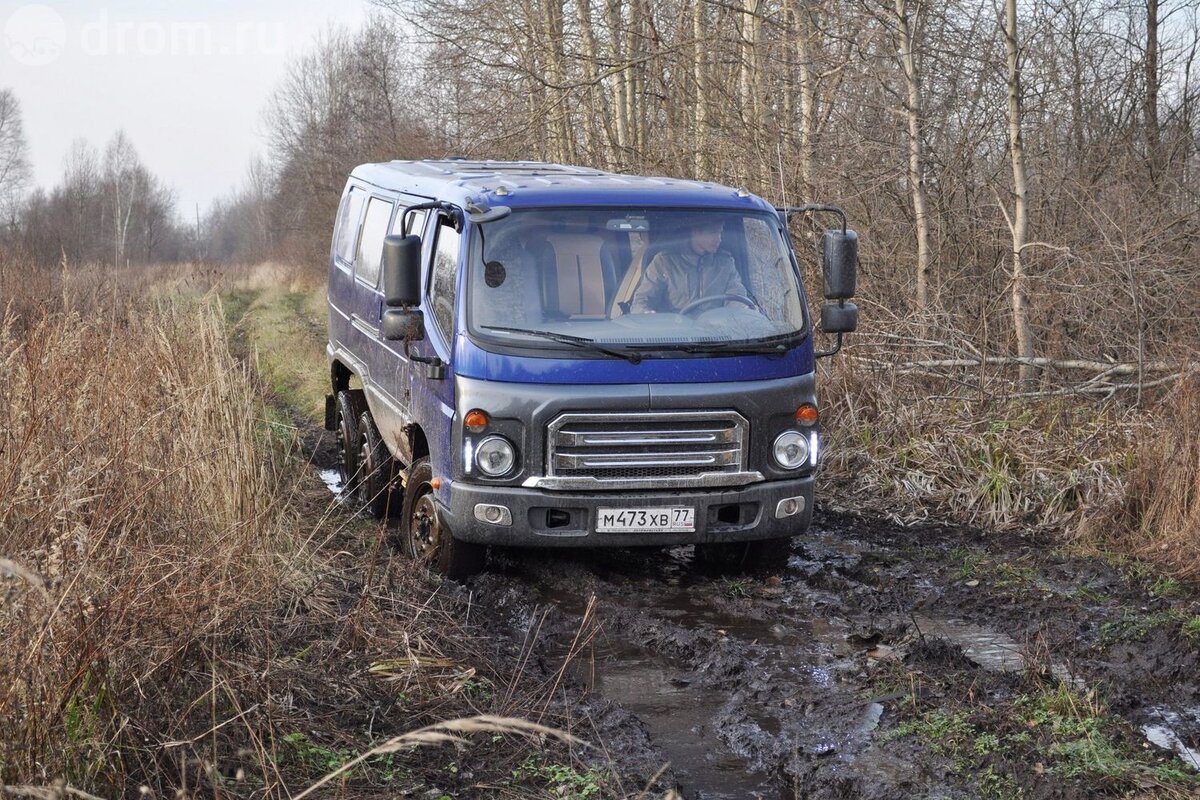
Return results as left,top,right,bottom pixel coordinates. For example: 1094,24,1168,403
331,359,354,393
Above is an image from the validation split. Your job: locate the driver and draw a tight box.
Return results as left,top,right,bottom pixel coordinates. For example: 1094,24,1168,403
629,218,748,314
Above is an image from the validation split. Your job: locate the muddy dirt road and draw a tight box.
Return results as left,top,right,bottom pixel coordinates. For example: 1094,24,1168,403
309,437,1200,799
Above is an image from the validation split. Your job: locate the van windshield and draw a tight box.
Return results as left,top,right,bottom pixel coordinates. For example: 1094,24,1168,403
466,208,808,357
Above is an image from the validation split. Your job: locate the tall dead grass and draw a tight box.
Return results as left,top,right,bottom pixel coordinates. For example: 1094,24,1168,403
814,308,1150,531
1075,377,1200,579
0,285,297,788
818,353,1137,533
817,313,1200,580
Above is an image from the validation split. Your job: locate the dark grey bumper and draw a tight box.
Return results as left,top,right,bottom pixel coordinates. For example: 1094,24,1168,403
438,476,814,548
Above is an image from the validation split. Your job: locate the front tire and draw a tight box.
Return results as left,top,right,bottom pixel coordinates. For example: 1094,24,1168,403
695,537,792,575
401,457,486,579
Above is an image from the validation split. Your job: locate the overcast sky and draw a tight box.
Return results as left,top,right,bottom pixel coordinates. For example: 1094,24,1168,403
1,0,371,215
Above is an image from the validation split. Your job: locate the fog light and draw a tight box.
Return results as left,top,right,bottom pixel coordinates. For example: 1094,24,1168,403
775,496,806,519
473,503,512,526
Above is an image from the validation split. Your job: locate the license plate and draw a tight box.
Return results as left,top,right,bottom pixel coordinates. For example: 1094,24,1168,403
596,507,696,533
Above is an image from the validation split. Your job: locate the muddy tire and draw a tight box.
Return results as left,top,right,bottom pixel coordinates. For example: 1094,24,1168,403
401,457,486,579
357,411,399,519
695,537,792,575
334,390,368,493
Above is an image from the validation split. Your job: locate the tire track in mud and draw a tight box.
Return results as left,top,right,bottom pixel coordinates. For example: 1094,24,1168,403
473,523,933,799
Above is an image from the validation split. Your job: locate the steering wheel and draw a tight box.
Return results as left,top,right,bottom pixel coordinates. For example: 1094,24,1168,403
678,293,760,316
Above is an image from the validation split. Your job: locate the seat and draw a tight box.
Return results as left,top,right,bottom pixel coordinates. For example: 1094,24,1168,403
539,232,618,319
609,238,686,317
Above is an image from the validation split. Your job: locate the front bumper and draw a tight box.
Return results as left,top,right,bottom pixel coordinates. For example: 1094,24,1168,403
439,476,814,547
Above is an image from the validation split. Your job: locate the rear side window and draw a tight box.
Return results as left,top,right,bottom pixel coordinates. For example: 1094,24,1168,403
429,218,460,336
356,197,394,287
334,188,366,264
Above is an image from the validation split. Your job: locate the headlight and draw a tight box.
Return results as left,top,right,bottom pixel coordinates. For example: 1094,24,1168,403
773,431,810,470
475,435,516,476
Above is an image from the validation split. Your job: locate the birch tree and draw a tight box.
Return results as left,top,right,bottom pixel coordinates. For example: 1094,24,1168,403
892,0,933,315
1001,0,1037,383
0,89,31,230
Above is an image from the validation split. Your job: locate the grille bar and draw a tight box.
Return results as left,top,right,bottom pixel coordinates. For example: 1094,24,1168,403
544,411,751,490
554,428,738,447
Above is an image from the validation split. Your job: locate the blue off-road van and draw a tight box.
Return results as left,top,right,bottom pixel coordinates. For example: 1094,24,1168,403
325,160,858,577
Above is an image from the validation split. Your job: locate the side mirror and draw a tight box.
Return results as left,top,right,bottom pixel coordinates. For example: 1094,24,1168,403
821,302,858,334
383,234,422,307
822,229,858,300
381,308,425,342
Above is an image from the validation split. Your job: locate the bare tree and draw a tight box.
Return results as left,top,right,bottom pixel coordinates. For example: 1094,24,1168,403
0,89,31,231
1001,0,1037,383
891,0,934,315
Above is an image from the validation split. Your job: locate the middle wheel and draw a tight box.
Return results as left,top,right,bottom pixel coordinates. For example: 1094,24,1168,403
356,410,399,519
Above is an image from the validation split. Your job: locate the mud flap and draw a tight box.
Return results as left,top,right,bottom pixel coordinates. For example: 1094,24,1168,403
324,394,336,431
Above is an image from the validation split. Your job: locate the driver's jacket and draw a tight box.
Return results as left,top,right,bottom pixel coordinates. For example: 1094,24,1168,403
629,249,748,314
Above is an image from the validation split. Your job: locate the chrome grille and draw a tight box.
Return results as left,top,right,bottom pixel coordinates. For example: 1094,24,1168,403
537,411,759,490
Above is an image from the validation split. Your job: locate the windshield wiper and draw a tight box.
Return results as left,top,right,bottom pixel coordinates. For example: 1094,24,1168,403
676,342,789,357
626,338,794,357
481,326,643,364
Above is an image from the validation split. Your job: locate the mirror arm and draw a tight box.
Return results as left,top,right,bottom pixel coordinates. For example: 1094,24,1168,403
406,345,445,380
779,204,847,234
815,332,843,360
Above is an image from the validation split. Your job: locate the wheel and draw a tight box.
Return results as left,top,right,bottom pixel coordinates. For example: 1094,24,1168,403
357,411,399,519
334,390,368,493
401,457,486,579
678,293,760,316
694,537,792,575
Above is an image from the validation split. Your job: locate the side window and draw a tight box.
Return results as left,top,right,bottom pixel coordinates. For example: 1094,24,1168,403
355,197,394,287
392,207,428,237
334,188,366,264
429,218,460,337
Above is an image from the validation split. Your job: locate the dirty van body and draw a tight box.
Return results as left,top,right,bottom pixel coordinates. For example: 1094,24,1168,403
325,161,858,577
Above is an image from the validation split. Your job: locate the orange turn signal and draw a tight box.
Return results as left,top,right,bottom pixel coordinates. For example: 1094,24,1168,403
464,409,490,432
795,404,819,426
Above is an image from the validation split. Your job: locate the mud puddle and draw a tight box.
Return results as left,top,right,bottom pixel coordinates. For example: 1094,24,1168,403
590,651,779,799
1142,706,1200,770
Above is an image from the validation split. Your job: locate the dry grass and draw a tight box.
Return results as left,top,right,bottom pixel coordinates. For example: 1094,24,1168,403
1075,376,1200,580
818,311,1200,580
818,349,1136,532
0,278,298,787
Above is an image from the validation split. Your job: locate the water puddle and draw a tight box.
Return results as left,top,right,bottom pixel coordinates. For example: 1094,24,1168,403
912,616,1085,689
317,468,345,499
912,616,1026,672
591,654,779,799
1142,706,1200,771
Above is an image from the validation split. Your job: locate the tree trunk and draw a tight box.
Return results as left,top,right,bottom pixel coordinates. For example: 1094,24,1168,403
693,0,709,176
794,0,816,197
1004,0,1037,384
605,0,630,162
1145,0,1162,182
574,0,611,165
894,0,932,315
